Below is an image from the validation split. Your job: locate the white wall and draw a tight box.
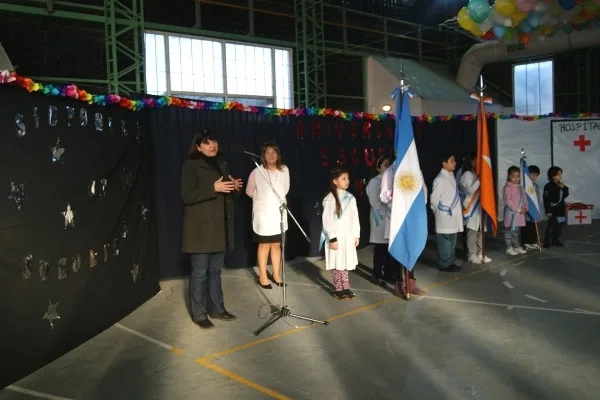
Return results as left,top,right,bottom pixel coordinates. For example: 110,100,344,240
365,56,423,115
365,56,505,116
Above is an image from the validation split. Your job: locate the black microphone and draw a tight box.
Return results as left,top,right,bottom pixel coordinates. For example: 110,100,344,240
243,150,261,158
231,144,261,159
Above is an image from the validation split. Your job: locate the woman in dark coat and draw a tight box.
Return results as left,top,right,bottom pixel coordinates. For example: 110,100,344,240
181,130,243,329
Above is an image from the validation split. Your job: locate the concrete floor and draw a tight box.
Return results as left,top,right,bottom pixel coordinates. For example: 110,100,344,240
2,224,600,400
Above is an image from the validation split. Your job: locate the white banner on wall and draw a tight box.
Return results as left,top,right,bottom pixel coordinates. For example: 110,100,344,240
551,119,600,219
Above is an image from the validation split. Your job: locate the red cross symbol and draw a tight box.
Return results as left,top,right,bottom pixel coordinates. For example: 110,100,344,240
573,135,591,151
575,211,588,224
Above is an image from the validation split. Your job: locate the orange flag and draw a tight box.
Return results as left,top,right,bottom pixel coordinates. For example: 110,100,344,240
475,100,497,236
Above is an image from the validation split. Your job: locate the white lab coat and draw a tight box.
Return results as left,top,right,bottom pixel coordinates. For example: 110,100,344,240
322,191,360,271
430,169,464,234
380,164,428,240
366,174,387,244
247,166,290,236
459,170,485,232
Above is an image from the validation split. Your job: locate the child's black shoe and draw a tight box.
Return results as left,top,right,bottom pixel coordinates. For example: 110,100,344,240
334,290,348,300
343,289,356,298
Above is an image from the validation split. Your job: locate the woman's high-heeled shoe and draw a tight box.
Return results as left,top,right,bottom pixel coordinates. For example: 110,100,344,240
268,273,286,287
257,279,272,289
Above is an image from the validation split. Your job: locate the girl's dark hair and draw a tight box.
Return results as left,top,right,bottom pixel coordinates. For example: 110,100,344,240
329,166,349,218
375,155,392,172
461,153,476,173
188,128,217,157
261,142,284,171
507,165,520,177
547,166,562,180
528,165,540,175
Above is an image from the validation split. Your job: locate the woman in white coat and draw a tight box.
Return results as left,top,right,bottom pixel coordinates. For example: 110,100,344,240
246,143,290,289
366,156,392,284
459,154,492,264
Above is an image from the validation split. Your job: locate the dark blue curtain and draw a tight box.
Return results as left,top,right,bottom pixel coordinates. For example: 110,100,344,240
148,107,496,279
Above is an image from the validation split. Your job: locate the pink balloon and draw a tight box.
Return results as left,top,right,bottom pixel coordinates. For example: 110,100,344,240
515,0,537,12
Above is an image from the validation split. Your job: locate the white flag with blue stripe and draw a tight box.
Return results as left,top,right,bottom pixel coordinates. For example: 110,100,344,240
388,88,428,270
520,156,541,221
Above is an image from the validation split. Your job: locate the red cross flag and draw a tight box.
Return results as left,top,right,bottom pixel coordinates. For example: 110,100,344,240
551,119,600,219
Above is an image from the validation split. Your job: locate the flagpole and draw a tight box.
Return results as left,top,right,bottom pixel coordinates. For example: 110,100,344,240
477,75,488,260
399,60,411,301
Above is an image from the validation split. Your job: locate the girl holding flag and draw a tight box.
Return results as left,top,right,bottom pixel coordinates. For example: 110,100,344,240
459,154,492,264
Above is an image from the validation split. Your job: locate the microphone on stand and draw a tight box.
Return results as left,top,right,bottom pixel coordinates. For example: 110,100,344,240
243,150,261,159
230,144,261,159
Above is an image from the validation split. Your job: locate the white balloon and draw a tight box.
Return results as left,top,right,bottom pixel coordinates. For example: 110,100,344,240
489,7,512,27
535,1,550,13
559,6,581,25
480,17,494,33
540,13,557,26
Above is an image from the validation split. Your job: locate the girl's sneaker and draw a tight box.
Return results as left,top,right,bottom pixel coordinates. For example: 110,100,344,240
343,289,356,298
524,244,533,250
478,254,492,263
515,247,527,254
468,254,483,264
506,248,519,256
334,291,349,300
529,244,540,250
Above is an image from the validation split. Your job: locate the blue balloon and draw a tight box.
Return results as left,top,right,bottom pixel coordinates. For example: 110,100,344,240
527,12,543,29
518,20,533,33
558,0,576,11
492,24,507,39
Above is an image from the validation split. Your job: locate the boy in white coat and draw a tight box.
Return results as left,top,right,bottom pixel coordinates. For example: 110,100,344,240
430,153,463,272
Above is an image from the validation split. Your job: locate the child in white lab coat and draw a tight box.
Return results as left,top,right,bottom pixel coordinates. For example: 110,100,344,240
321,167,361,300
430,153,463,272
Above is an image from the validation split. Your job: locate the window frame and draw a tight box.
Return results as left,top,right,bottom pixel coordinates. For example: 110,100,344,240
143,30,294,109
512,59,554,116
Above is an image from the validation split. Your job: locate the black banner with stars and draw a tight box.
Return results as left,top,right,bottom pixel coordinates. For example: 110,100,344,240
0,85,159,389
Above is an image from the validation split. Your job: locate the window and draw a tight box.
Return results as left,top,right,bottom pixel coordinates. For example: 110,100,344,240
144,33,167,96
513,60,553,115
143,32,293,109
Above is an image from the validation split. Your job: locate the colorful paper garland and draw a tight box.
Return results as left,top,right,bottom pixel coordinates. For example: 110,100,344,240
1,70,599,123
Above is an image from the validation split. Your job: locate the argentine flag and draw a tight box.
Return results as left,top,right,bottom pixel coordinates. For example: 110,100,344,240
388,88,428,270
520,156,541,221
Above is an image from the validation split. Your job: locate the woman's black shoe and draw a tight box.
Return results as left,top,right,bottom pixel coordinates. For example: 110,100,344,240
209,311,236,321
258,280,273,289
196,318,215,329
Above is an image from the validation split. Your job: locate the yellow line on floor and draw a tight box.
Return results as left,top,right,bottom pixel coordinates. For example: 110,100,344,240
197,325,313,362
196,359,293,400
198,254,529,363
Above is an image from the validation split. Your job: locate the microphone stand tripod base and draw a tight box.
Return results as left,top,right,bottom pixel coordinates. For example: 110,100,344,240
253,306,329,336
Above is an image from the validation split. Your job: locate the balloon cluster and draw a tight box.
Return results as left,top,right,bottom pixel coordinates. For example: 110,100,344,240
457,0,600,43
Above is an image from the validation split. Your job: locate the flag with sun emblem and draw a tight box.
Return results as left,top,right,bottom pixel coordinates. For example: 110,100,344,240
388,89,428,270
520,156,540,221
